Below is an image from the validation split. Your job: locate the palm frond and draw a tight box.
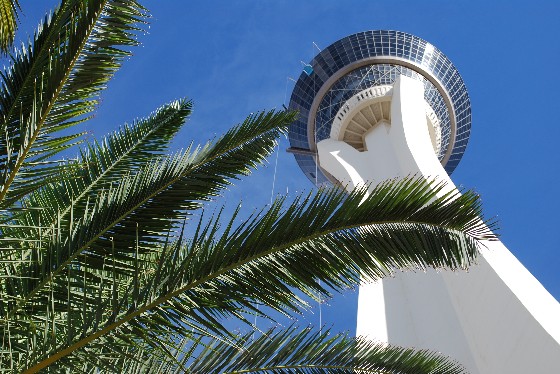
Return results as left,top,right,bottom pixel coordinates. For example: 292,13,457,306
0,0,148,208
18,98,192,230
117,177,494,338
89,327,467,374
0,0,19,53
188,327,467,374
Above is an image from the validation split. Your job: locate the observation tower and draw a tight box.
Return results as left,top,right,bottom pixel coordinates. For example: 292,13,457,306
287,30,560,374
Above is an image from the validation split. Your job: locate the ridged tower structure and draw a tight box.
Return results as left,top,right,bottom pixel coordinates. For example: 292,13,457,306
287,30,560,374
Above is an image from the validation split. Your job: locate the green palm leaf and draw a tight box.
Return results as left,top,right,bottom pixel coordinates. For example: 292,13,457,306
189,327,466,374
114,178,494,338
0,0,19,53
0,0,148,208
15,98,192,232
80,327,467,373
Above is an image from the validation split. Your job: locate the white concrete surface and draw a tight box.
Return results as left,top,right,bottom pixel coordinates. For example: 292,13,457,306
317,75,560,374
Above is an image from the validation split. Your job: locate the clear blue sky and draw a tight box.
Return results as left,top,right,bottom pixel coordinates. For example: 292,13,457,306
19,1,560,334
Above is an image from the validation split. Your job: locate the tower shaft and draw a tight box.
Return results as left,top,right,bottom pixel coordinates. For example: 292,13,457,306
317,75,560,374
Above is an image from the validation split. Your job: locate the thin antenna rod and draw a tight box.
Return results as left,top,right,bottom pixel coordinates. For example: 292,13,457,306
284,77,294,107
269,139,280,206
319,294,322,328
311,41,323,332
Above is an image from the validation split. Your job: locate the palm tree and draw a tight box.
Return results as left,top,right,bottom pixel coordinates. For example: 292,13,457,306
0,1,495,372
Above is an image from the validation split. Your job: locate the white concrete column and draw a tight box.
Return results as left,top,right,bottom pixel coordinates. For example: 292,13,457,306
317,75,560,374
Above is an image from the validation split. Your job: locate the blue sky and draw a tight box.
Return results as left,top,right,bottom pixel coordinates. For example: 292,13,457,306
19,1,560,334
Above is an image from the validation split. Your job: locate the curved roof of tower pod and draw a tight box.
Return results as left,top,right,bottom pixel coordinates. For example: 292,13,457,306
287,30,471,186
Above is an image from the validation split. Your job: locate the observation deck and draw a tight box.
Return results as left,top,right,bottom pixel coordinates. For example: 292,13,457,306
287,30,471,186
